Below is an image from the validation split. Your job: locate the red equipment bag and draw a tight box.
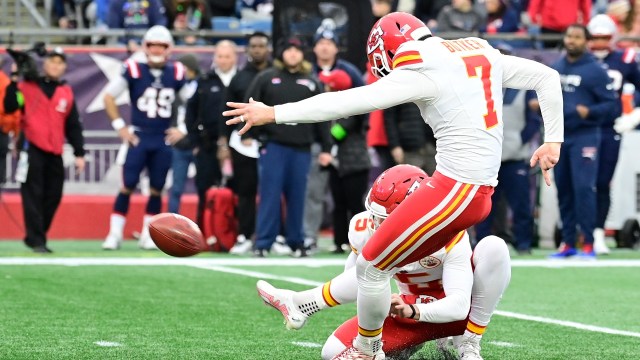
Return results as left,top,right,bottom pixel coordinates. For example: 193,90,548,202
202,187,238,252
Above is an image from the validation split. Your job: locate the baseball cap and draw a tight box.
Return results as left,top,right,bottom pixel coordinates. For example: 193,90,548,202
46,47,66,62
277,37,305,60
318,69,352,91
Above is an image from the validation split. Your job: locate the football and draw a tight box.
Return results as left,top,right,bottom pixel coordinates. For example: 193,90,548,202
149,213,204,257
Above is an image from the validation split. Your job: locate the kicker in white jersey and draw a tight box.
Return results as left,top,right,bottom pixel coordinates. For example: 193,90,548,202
274,37,564,186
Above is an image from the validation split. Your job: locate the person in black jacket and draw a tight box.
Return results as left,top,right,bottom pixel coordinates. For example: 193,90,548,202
384,103,436,175
179,59,227,227
225,32,271,255
3,49,86,253
246,37,333,257
319,69,371,253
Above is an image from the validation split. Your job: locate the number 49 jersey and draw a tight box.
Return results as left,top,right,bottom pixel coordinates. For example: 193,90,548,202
348,211,472,300
123,59,186,133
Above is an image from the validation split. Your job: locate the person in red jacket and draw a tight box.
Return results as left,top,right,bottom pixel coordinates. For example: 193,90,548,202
528,0,591,48
3,48,86,253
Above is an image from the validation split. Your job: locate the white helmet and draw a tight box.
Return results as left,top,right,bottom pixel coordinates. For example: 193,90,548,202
143,25,173,64
588,14,618,37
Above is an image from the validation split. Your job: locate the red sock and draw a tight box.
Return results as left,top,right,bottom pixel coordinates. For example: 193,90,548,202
583,244,593,253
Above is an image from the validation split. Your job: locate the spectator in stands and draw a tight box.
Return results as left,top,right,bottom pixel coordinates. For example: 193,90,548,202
164,0,212,45
436,0,485,33
384,103,436,175
482,0,521,34
166,54,200,215
413,0,449,29
226,32,272,255
208,0,236,17
475,45,540,256
108,0,168,47
550,24,617,259
319,69,371,255
3,48,86,253
53,0,76,29
246,37,332,258
527,0,591,48
303,26,366,253
607,0,640,48
240,0,274,20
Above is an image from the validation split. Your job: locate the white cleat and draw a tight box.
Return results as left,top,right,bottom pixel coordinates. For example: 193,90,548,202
138,231,158,250
102,234,122,250
271,240,292,256
229,240,252,255
593,228,610,255
256,280,307,330
332,346,385,360
458,334,483,360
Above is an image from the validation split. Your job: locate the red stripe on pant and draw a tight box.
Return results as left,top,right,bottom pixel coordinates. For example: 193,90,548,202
362,171,493,269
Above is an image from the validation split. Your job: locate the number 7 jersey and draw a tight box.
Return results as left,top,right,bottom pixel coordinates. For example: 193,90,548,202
274,36,564,187
123,59,186,134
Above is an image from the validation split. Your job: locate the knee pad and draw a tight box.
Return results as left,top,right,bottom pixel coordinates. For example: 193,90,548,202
473,235,510,268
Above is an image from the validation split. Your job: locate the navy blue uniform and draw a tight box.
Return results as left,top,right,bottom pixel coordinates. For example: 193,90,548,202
552,53,618,247
595,48,640,229
114,59,186,216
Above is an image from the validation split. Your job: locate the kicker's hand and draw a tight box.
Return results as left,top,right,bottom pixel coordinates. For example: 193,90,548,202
530,142,561,186
223,97,276,135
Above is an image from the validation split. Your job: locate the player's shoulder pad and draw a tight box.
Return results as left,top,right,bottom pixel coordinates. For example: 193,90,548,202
622,47,637,64
392,41,424,70
348,211,371,254
123,58,141,79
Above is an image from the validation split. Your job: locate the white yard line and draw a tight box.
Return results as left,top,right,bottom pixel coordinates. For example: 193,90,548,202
1,257,640,267
195,264,640,340
494,311,640,339
3,257,640,339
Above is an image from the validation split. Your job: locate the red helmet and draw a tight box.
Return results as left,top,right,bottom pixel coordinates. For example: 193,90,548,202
367,12,431,79
365,164,429,225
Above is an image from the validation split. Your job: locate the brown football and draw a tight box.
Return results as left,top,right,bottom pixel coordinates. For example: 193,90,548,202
149,213,204,257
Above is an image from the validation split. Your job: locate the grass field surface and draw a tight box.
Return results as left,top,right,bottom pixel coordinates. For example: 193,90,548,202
1,241,639,359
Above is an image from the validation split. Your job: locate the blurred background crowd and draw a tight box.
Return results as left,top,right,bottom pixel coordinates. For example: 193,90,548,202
1,0,640,258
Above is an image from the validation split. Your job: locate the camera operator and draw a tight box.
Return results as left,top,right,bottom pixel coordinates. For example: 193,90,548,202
3,47,86,253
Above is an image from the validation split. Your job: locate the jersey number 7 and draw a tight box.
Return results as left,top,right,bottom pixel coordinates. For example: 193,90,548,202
462,55,499,130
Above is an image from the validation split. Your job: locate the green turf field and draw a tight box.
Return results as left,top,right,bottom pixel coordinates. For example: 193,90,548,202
1,241,639,359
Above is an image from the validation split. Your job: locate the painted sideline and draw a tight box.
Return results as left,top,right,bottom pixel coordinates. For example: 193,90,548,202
2,257,640,268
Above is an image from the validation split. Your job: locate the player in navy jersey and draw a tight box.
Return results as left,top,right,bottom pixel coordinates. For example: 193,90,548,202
587,15,640,254
102,25,189,250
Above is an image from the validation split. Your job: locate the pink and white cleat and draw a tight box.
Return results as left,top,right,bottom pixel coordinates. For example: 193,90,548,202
332,346,385,360
256,280,307,330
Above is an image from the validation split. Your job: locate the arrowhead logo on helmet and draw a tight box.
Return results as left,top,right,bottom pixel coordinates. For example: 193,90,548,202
367,12,431,79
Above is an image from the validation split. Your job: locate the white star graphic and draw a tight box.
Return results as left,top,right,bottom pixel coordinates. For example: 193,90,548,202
86,53,130,113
